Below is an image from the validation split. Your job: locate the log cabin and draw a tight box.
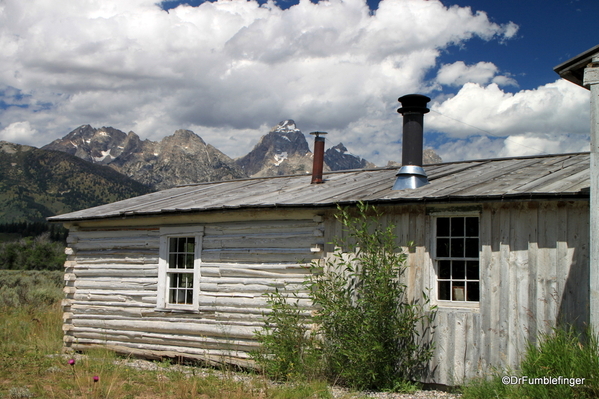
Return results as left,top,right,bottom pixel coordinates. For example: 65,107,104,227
49,95,591,386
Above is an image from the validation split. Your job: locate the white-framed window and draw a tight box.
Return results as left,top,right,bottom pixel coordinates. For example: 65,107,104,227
434,215,480,304
157,226,204,310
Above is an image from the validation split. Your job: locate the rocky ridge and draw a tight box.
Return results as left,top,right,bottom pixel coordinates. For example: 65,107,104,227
43,121,442,190
44,126,245,190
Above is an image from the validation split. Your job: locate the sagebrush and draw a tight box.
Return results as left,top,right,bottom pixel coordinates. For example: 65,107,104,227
0,269,63,308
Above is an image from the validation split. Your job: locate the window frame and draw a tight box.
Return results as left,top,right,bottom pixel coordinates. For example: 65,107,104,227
157,226,204,311
431,212,480,309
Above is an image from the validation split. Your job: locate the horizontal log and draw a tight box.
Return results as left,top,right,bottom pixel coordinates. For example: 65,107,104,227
203,249,317,263
75,241,160,251
69,342,255,368
71,328,260,352
200,277,306,286
73,293,157,303
73,257,159,265
203,235,318,250
74,281,157,290
74,263,157,269
71,300,156,308
71,229,159,240
74,269,158,278
72,318,257,339
71,304,151,317
74,249,158,257
204,221,319,236
198,295,311,309
200,283,307,294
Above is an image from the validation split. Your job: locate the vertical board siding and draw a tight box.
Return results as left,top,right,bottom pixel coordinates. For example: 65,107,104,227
64,218,323,366
434,201,589,386
323,201,589,386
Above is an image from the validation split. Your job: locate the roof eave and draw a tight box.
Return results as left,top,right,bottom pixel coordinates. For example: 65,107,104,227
47,191,589,224
554,44,599,88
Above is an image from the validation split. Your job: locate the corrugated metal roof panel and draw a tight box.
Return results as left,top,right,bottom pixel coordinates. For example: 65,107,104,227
48,153,591,222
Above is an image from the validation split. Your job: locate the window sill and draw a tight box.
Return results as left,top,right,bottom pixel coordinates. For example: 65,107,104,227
154,307,200,314
435,301,480,311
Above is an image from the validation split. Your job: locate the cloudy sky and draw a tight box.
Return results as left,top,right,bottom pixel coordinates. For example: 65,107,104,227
0,0,596,165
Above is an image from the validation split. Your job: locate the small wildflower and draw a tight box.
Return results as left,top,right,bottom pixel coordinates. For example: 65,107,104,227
68,358,76,366
93,376,99,382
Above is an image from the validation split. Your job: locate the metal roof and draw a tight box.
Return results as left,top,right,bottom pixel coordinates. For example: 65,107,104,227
48,152,590,222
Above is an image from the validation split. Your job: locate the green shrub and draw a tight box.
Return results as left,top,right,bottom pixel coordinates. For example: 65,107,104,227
0,233,66,270
253,202,436,391
462,326,599,399
0,270,63,308
251,290,322,381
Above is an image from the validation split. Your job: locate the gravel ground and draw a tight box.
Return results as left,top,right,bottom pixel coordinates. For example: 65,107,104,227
57,354,461,398
112,357,462,399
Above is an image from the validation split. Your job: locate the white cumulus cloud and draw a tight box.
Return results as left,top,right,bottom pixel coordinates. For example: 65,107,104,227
0,0,587,167
428,79,590,138
436,61,517,87
0,121,38,144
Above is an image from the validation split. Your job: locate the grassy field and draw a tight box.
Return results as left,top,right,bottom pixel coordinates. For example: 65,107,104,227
0,303,361,399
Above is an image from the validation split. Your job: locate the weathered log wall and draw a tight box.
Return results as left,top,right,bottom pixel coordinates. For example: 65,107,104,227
63,215,324,367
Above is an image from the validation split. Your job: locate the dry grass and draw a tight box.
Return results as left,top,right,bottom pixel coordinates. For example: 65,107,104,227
0,303,361,399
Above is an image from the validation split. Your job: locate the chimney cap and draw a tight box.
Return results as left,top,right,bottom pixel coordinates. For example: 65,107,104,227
310,131,328,137
397,94,431,115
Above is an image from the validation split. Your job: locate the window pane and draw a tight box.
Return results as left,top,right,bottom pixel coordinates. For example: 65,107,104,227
168,273,194,304
465,238,479,258
176,254,185,269
452,261,465,279
466,261,479,280
467,281,480,301
452,281,465,301
450,238,464,257
185,254,194,269
437,238,449,257
169,273,179,288
437,217,450,237
439,260,451,279
438,281,450,300
451,217,464,237
466,217,478,236
177,237,186,252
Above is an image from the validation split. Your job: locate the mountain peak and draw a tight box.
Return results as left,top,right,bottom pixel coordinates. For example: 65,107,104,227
271,120,299,133
331,143,348,153
324,142,375,171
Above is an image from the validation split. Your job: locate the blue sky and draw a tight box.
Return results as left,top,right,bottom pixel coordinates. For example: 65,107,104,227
0,0,594,165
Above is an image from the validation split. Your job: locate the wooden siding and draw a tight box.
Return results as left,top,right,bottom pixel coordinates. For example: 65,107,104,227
63,216,324,366
323,200,589,386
